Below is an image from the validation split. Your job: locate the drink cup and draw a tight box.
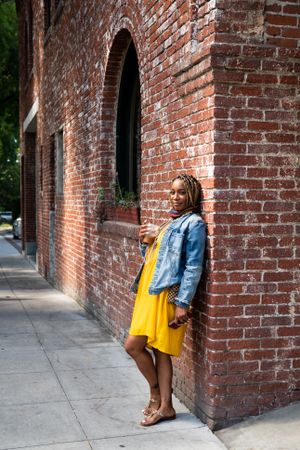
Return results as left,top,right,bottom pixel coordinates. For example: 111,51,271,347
143,223,159,244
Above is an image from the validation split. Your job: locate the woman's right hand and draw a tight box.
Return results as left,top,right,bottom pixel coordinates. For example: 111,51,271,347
139,222,158,244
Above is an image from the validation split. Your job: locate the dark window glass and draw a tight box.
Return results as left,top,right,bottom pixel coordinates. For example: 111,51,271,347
116,41,141,199
44,0,51,32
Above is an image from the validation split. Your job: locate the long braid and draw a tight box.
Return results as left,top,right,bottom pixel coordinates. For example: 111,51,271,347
172,174,202,214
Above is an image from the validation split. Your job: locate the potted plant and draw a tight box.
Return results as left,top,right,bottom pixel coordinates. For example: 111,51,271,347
95,176,140,225
109,175,140,224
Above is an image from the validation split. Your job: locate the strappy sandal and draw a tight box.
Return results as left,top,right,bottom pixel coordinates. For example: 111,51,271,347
140,409,176,427
142,396,161,416
142,387,174,416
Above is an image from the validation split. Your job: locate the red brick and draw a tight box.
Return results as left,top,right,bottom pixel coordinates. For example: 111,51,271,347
231,109,263,120
266,25,282,36
247,74,278,84
230,85,262,96
263,225,294,235
245,350,276,361
260,382,289,393
248,121,279,131
263,248,293,258
278,259,300,270
267,14,297,26
266,4,282,13
227,339,260,351
228,361,259,374
227,384,260,395
208,283,245,295
229,317,260,328
248,98,280,110
282,27,300,39
267,37,298,48
245,328,273,338
262,317,291,327
261,340,292,351
209,329,243,340
231,179,263,189
245,305,276,316
283,5,300,15
263,202,294,212
278,328,300,337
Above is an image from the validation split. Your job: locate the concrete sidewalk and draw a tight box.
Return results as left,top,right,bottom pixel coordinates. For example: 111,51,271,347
0,234,226,450
216,402,300,450
3,232,300,450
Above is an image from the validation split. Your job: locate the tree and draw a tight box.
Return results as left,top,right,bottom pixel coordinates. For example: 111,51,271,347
0,1,20,218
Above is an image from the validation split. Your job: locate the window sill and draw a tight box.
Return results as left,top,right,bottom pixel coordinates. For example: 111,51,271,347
97,220,139,239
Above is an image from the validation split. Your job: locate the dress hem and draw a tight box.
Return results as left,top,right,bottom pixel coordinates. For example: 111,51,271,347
129,331,181,357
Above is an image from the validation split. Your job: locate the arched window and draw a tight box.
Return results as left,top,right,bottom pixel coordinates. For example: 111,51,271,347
116,41,141,201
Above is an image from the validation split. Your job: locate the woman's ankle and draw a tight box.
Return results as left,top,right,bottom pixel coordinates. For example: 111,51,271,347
150,383,160,397
159,398,174,412
143,386,161,416
158,405,175,416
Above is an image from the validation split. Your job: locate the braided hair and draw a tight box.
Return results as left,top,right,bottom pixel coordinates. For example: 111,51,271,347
172,174,202,214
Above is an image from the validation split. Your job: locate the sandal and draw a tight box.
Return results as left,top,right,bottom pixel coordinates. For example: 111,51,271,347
140,409,176,427
142,396,161,416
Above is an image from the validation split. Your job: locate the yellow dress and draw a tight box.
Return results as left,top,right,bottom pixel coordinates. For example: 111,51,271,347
129,228,187,357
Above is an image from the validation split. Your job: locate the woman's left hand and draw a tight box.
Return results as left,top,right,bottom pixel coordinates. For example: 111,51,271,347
174,306,190,325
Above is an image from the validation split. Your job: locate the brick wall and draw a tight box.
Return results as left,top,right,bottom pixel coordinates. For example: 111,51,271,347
17,0,299,429
203,0,300,428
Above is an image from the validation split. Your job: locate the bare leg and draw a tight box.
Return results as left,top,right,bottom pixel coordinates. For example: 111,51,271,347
140,349,176,426
125,335,160,410
153,349,174,413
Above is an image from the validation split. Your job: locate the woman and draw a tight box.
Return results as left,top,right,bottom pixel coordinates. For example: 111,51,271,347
125,174,206,426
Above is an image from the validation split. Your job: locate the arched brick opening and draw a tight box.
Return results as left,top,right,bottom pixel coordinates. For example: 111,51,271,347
100,29,138,202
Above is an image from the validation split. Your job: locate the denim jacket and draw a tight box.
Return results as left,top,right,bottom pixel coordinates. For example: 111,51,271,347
130,213,206,309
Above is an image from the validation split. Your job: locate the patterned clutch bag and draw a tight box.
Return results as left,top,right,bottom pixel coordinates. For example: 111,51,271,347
168,284,180,304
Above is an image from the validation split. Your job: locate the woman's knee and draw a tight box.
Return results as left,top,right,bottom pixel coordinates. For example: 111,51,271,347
125,335,146,358
124,339,135,356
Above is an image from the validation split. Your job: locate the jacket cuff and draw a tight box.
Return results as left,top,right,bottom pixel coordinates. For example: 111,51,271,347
174,300,190,309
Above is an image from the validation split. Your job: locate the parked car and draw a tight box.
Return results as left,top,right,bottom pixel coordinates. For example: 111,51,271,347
0,211,13,223
12,217,22,239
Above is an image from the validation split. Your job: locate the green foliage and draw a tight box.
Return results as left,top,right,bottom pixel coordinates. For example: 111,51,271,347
116,190,138,208
111,176,138,208
0,1,20,218
97,187,105,201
